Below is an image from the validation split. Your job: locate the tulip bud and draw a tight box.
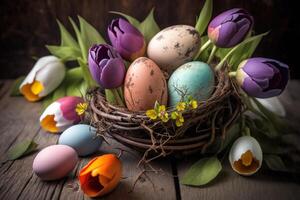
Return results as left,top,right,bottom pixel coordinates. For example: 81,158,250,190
236,57,289,98
208,8,253,48
108,18,146,61
88,44,126,89
79,154,122,197
40,96,85,133
19,56,66,102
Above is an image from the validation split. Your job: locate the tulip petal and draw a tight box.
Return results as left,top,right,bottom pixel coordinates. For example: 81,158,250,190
100,59,125,89
217,22,237,47
243,59,275,79
242,77,263,96
79,154,122,197
40,115,58,133
58,96,83,123
118,18,141,36
35,60,66,97
209,8,241,28
88,52,102,85
20,83,41,102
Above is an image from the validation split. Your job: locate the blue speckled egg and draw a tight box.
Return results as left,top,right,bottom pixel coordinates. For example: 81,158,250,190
58,124,102,156
168,61,215,106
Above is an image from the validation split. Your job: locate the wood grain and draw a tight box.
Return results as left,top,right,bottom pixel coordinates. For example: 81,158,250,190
176,81,300,200
0,81,176,200
0,80,300,200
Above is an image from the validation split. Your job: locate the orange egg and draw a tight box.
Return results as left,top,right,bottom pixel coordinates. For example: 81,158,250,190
124,57,168,111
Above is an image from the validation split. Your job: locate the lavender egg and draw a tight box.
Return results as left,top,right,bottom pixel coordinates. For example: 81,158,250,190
32,145,78,181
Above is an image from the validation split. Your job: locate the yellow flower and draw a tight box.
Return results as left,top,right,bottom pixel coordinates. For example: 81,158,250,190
176,102,186,111
158,105,169,122
189,100,198,109
171,111,184,127
76,102,88,116
146,109,158,120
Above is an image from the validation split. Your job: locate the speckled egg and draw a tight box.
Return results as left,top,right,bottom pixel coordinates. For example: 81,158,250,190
32,145,78,180
168,61,215,106
124,57,168,111
58,124,102,156
147,25,200,73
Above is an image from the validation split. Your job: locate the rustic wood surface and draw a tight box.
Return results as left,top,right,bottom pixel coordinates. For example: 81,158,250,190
0,80,300,200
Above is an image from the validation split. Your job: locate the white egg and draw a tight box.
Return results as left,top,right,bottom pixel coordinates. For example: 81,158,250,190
147,25,200,73
229,136,263,176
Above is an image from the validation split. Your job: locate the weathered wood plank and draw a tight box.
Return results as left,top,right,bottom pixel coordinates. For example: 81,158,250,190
0,80,177,200
176,81,300,200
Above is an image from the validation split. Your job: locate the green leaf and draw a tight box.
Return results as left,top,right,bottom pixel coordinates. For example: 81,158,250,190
46,45,81,61
215,32,269,70
69,17,87,61
10,76,25,96
181,157,222,186
78,16,106,52
198,36,213,61
66,79,83,97
7,140,38,160
138,8,160,43
110,11,140,28
218,123,240,153
56,20,79,49
42,94,54,112
52,83,66,101
105,89,117,105
229,32,268,71
195,0,213,36
264,154,288,172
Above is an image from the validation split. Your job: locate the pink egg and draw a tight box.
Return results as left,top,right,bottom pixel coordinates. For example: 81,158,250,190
32,145,78,180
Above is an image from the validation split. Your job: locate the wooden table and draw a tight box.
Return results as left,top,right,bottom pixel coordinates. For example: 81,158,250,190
0,80,300,200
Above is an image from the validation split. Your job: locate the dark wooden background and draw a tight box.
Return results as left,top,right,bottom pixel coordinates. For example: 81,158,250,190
0,0,299,79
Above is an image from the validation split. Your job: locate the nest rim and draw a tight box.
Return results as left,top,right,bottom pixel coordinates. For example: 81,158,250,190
88,68,242,158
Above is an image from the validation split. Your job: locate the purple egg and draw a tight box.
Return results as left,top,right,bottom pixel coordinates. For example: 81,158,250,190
32,145,78,181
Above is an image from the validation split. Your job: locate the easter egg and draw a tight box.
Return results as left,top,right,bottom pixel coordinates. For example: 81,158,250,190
58,124,102,156
124,57,168,111
32,145,78,180
168,61,215,106
147,25,200,73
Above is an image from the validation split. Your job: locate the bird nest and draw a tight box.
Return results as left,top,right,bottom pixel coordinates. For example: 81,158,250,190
87,68,242,161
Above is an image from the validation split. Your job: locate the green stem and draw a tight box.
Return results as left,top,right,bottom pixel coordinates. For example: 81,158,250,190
193,40,212,60
117,87,124,102
244,127,251,136
229,71,237,77
111,89,125,107
207,45,218,64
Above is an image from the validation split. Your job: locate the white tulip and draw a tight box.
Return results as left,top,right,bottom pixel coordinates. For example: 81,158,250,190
19,56,65,101
255,97,286,117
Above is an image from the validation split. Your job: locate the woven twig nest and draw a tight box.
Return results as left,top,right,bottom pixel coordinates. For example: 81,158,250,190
88,68,242,160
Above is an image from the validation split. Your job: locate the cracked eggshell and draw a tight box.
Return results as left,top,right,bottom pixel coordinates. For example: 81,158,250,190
124,57,168,111
147,25,200,74
229,136,263,176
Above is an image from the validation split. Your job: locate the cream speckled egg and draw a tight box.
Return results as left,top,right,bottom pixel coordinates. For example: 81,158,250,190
124,57,168,111
147,25,200,73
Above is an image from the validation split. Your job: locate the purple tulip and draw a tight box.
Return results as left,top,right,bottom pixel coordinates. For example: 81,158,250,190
208,8,253,48
88,44,126,89
108,18,146,61
236,58,289,98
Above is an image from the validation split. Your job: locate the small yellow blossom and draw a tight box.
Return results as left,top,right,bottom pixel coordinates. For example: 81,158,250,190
146,109,158,120
146,105,169,122
176,102,186,111
76,102,88,116
189,100,198,109
158,105,169,122
171,111,184,127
